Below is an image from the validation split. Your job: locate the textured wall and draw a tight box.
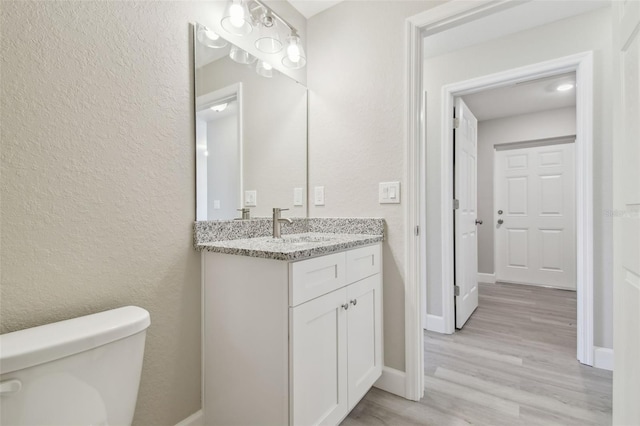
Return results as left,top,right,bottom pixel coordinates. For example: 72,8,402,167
476,107,577,274
0,2,220,424
423,7,613,348
306,1,442,371
2,2,308,423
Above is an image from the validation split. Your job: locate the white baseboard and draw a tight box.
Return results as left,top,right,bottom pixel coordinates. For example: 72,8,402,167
374,366,406,398
424,314,446,333
175,410,203,426
477,272,496,284
593,347,614,371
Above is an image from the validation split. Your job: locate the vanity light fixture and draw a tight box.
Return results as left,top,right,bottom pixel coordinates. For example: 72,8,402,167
256,60,273,78
197,25,228,49
221,0,253,36
556,83,575,92
220,0,306,69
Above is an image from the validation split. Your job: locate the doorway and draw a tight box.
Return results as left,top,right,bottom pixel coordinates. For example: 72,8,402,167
453,72,579,331
437,55,594,358
403,1,608,401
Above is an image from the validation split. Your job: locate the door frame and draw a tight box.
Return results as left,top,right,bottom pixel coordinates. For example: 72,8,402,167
443,56,593,345
403,1,595,401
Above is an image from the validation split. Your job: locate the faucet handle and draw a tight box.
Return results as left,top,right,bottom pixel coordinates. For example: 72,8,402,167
273,207,289,212
236,208,251,220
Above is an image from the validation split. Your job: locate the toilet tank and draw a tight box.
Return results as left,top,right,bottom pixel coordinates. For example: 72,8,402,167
0,306,150,426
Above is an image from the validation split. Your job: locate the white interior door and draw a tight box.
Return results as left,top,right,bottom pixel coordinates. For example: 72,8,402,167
494,142,576,289
454,98,479,329
612,1,640,424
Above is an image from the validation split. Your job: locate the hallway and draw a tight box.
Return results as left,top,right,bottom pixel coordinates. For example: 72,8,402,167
344,282,612,425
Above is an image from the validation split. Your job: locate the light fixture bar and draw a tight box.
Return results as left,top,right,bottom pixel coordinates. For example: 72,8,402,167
249,0,298,36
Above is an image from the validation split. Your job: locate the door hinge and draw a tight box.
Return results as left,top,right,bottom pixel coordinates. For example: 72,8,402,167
415,225,419,236
453,199,460,210
453,118,460,129
454,285,460,297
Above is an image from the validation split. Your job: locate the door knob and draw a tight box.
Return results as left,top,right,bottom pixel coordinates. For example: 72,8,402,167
341,303,349,310
497,219,504,225
475,219,483,225
498,210,503,215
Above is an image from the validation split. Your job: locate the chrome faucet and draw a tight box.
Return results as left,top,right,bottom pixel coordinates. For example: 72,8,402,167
272,208,293,239
235,208,251,220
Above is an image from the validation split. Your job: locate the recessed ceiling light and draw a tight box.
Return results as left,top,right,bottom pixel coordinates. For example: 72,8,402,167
210,103,228,112
556,83,574,92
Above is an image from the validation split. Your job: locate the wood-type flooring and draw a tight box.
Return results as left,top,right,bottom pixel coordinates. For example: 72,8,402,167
343,282,613,425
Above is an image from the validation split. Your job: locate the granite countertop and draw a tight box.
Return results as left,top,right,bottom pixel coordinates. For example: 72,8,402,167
196,232,383,261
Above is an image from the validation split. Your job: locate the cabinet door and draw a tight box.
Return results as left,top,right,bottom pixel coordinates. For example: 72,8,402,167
346,274,382,410
290,288,348,426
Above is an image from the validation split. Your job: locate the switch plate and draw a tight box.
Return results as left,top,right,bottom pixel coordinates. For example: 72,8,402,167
213,200,221,210
314,186,325,206
379,182,400,204
244,190,257,207
293,187,304,206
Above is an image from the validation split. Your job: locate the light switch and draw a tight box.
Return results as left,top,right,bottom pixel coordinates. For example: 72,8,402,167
245,190,257,207
213,200,221,210
314,186,325,206
379,182,400,204
293,187,304,206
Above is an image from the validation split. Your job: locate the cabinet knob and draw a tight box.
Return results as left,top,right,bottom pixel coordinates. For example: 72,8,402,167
341,303,349,310
350,299,358,306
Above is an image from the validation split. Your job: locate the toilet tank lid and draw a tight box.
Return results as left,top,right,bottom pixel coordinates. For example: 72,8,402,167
0,306,150,375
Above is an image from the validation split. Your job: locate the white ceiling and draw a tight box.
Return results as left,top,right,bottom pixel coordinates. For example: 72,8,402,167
287,0,343,19
423,1,610,59
462,73,576,121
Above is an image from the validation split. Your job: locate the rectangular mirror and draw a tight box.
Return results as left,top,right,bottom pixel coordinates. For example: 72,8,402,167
194,22,308,220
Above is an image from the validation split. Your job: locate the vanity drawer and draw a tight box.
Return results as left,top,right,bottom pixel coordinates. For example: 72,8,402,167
289,252,346,306
346,244,381,284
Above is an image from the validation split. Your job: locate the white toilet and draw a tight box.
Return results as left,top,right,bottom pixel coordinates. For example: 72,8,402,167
0,306,150,426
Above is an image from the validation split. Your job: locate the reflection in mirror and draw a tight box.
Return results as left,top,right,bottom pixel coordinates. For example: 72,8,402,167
194,22,307,221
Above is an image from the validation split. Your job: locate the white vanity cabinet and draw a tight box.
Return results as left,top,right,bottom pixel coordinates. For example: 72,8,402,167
202,243,382,426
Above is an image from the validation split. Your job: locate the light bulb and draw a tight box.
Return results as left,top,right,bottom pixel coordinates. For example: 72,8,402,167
287,42,301,63
256,60,273,78
282,33,305,69
229,1,245,28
